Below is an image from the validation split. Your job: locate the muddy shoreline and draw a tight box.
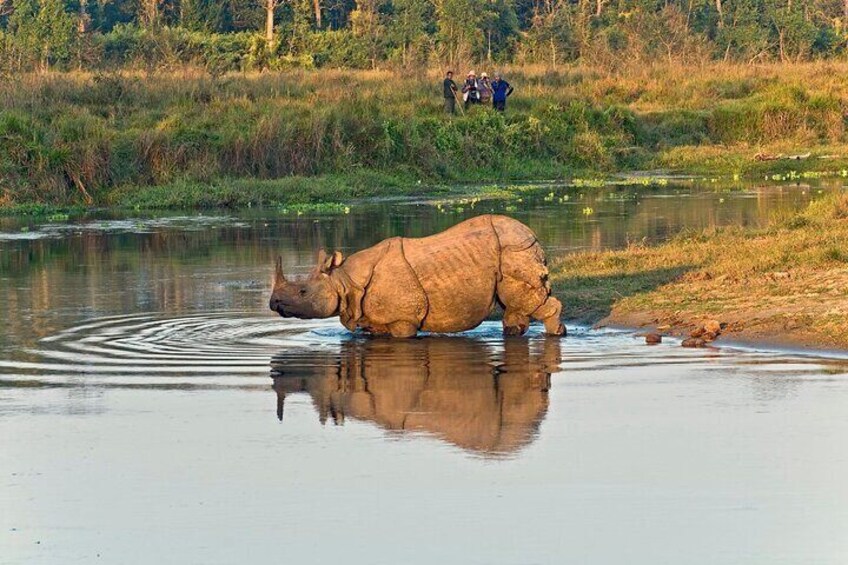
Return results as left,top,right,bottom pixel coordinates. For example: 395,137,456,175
593,311,848,357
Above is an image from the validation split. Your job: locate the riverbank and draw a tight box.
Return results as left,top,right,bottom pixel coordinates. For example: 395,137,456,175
551,192,848,350
5,62,848,209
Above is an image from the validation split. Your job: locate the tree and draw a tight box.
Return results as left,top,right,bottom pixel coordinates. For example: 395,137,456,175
433,0,482,65
138,0,164,27
266,0,278,45
180,0,225,31
350,0,384,66
481,0,518,60
387,0,430,65
6,0,77,70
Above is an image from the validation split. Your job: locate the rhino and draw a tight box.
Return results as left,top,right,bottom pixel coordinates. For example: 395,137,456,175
270,337,560,455
269,214,565,338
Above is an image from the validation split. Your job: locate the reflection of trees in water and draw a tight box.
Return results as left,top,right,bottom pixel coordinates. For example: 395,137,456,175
271,337,561,456
0,184,829,347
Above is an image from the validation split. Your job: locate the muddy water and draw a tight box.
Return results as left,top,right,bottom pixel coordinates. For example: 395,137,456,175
2,181,848,564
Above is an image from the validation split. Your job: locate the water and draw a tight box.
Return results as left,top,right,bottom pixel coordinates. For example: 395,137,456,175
2,180,848,564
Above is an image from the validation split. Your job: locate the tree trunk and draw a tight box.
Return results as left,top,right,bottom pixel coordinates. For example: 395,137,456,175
78,0,89,33
266,0,277,47
313,0,322,28
844,0,848,31
487,29,492,61
596,0,603,17
550,36,557,69
715,0,723,27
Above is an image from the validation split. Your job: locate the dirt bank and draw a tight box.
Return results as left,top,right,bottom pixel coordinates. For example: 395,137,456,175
551,192,848,351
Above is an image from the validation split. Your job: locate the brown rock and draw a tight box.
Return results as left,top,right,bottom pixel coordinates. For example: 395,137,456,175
690,327,706,338
645,333,662,345
703,320,722,334
702,332,719,342
682,337,706,348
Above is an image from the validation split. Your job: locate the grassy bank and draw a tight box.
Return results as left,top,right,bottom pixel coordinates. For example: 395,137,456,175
551,192,848,350
4,62,848,208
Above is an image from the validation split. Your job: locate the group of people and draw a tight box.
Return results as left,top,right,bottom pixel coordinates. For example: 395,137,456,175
443,70,514,114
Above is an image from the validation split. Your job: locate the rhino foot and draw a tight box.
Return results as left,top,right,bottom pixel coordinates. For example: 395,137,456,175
545,322,567,337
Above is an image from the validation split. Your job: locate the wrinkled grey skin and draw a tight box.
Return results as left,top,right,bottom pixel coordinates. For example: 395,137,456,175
269,215,565,338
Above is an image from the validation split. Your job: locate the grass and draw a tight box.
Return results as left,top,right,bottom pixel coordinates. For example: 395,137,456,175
107,170,432,209
4,61,848,209
550,192,848,349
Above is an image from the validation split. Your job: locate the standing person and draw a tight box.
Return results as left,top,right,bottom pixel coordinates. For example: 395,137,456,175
443,70,458,115
479,72,492,105
491,73,514,112
462,71,480,110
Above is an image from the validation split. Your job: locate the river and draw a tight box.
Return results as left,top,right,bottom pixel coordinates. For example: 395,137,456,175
2,179,847,564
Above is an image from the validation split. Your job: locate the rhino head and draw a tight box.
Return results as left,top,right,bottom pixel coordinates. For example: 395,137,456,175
269,250,345,319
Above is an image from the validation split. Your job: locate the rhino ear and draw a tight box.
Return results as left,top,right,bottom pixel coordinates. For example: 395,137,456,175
318,249,344,273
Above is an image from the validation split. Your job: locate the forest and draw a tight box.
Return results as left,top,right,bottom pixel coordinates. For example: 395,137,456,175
3,0,848,72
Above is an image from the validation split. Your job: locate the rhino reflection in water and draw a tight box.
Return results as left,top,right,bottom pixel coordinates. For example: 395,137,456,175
271,337,561,456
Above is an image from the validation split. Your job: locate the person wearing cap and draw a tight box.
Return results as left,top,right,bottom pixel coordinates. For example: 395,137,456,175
443,70,458,115
462,71,481,110
491,73,514,112
478,72,492,105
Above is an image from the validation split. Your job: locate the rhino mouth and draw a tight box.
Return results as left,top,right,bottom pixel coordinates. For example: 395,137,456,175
269,298,294,317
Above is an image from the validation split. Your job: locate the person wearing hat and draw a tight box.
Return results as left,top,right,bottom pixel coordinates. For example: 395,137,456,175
462,71,481,110
491,73,514,112
443,70,458,115
478,72,492,105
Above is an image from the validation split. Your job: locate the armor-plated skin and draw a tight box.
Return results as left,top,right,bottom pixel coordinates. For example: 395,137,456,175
269,215,565,338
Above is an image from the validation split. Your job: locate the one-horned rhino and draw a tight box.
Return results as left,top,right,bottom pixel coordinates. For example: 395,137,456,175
269,215,565,338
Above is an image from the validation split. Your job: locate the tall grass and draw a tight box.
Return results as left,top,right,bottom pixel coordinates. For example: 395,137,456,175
2,62,848,206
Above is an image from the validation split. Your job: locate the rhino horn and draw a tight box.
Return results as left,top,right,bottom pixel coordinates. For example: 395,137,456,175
274,256,287,286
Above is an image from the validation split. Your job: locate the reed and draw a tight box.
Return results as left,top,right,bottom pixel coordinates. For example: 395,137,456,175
3,62,848,207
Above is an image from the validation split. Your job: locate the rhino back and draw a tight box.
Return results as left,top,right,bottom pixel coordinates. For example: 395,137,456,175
402,215,500,332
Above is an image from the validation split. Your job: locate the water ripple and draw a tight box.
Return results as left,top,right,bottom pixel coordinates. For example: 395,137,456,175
0,313,845,391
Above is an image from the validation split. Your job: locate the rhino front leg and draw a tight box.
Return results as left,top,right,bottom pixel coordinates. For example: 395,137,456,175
503,310,530,336
532,296,566,337
388,320,419,338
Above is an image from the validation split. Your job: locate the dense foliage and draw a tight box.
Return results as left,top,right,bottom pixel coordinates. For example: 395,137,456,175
3,0,848,71
2,64,847,207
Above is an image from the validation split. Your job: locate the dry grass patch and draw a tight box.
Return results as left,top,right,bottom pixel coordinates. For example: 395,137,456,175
552,192,848,349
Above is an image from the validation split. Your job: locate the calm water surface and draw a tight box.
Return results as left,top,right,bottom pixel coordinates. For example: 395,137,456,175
2,181,848,564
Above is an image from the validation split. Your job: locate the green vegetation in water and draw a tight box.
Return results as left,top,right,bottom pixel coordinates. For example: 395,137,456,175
108,171,437,210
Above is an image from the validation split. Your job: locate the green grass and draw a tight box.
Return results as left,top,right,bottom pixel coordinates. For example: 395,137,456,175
4,63,848,208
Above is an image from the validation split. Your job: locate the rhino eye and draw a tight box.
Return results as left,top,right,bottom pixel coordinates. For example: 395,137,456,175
299,289,307,296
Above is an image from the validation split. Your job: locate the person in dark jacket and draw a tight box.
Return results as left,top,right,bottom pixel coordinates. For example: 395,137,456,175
443,70,458,114
491,73,514,112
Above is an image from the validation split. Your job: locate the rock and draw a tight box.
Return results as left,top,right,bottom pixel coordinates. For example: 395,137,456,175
703,320,722,334
645,333,662,345
702,331,719,342
690,327,706,338
657,324,671,331
682,337,706,348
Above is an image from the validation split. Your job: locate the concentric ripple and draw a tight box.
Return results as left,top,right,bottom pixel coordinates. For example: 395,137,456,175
0,312,342,386
1,315,845,392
